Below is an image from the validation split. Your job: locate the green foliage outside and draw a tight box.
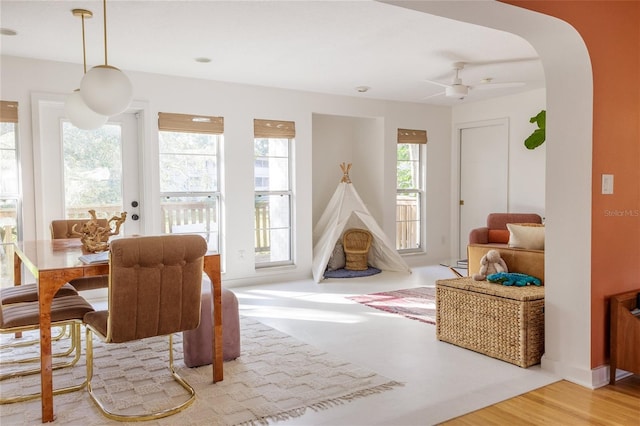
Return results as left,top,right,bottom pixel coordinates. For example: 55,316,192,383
397,143,418,189
159,131,218,193
63,123,123,210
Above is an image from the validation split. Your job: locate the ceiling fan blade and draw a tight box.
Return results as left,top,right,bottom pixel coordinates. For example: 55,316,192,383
464,57,540,67
422,91,445,100
423,79,450,89
473,81,526,90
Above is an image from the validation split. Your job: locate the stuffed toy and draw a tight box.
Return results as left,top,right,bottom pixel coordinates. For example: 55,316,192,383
472,249,508,281
487,272,542,287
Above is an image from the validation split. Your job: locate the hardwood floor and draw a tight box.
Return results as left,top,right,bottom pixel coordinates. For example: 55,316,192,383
441,375,640,425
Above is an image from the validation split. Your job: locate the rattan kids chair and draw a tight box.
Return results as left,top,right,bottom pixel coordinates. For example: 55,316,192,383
343,228,372,271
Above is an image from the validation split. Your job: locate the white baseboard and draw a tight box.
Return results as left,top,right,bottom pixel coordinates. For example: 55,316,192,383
541,354,596,388
542,355,633,389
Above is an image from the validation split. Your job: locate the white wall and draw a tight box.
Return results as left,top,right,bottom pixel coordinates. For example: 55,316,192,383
453,89,547,217
1,55,451,285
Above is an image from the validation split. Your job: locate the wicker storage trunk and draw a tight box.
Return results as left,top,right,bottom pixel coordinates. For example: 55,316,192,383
436,277,545,368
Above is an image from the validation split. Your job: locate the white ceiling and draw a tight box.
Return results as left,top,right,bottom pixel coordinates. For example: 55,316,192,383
0,0,545,106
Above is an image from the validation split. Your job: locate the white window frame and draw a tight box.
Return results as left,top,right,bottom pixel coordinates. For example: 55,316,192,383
396,142,425,253
254,136,293,268
0,119,21,243
158,129,222,253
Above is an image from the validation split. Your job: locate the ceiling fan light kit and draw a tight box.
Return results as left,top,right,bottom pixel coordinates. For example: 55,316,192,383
445,85,468,98
423,60,527,102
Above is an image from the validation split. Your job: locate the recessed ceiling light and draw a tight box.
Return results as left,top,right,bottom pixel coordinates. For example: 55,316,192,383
195,57,212,63
355,86,371,93
0,28,17,36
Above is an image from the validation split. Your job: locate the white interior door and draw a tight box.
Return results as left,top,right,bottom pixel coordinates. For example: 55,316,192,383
34,100,142,239
458,123,508,259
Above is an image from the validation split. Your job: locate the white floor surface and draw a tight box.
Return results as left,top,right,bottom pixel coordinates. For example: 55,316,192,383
228,265,560,425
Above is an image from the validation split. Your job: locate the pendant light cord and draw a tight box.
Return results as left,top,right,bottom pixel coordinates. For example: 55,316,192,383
102,0,108,66
72,9,92,74
81,13,87,73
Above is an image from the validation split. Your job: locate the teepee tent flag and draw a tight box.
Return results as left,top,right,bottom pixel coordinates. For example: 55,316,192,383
312,163,411,282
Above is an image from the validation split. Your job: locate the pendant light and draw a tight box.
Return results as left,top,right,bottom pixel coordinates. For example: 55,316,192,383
80,0,132,116
64,8,108,130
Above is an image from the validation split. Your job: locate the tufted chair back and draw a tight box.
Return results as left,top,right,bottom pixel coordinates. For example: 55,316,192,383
86,234,207,343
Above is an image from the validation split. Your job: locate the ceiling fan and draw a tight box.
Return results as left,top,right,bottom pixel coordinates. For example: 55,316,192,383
423,61,525,100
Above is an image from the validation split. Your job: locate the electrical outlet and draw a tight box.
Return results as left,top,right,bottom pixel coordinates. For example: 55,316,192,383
602,174,614,195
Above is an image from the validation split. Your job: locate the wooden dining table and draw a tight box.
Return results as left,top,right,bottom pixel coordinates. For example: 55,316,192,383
12,238,223,423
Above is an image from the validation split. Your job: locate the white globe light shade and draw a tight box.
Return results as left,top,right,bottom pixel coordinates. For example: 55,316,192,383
80,65,133,116
64,90,108,130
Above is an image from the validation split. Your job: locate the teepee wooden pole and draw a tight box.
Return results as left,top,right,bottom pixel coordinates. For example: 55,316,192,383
340,162,352,183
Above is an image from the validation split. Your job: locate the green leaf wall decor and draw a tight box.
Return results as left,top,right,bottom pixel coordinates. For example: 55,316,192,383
525,109,546,150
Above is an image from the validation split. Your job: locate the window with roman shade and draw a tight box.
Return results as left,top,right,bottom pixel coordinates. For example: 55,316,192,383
158,112,223,253
254,119,295,267
396,128,427,252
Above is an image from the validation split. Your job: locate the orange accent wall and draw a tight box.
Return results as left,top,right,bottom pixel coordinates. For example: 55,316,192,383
501,1,640,369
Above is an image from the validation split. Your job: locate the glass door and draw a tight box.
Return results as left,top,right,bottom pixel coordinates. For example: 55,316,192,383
35,100,141,239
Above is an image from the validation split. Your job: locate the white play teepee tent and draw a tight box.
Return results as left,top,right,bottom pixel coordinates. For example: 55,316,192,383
312,163,411,282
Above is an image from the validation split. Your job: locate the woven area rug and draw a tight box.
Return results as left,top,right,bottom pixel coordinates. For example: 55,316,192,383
0,317,402,425
347,287,437,325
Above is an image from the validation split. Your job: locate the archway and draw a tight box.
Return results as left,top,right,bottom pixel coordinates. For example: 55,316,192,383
383,0,594,386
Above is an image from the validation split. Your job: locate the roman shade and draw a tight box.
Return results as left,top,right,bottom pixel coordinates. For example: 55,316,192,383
158,112,223,134
397,128,427,144
0,101,18,123
254,119,295,138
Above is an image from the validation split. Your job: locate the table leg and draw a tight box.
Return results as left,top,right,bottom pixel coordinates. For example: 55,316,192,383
38,269,83,423
203,255,223,383
13,251,23,338
13,249,22,286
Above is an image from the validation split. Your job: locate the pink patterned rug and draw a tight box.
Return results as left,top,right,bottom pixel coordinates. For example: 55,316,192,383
347,287,437,325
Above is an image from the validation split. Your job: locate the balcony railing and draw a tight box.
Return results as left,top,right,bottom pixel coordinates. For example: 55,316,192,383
1,200,420,256
396,199,420,250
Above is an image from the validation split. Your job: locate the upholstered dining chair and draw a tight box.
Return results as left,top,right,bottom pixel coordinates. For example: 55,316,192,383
0,294,95,404
1,283,78,305
83,234,207,421
0,282,80,357
50,219,110,291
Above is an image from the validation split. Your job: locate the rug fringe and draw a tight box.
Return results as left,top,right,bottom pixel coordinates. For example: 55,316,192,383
309,380,405,411
233,381,405,426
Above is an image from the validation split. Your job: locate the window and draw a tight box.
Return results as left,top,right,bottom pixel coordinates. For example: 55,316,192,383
254,119,295,267
0,101,20,245
396,128,427,252
158,113,223,252
62,122,124,219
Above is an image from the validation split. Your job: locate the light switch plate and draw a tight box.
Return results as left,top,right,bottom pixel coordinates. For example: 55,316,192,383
602,174,614,194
